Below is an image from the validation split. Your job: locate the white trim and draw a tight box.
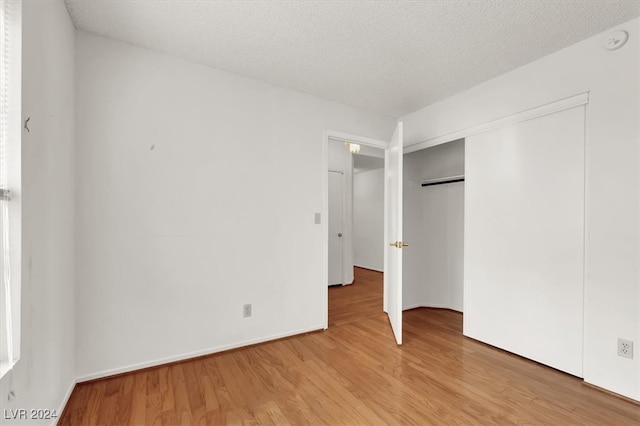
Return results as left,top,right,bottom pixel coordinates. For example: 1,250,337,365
353,265,384,273
404,92,590,154
326,129,388,149
402,303,424,311
77,326,323,382
402,303,463,313
1,0,22,375
322,131,329,329
0,359,16,379
382,148,389,314
581,102,589,386
55,379,77,425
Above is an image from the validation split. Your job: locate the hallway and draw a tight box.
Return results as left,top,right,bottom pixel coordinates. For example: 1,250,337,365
328,267,383,327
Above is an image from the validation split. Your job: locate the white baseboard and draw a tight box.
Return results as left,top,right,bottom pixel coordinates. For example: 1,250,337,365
402,303,424,311
353,264,384,273
76,325,323,383
54,378,76,425
403,303,463,313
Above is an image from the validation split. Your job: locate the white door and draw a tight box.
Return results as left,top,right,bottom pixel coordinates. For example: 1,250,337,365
464,106,585,376
384,122,404,344
328,171,343,286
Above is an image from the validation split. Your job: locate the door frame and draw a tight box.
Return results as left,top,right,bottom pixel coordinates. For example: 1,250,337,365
322,130,388,329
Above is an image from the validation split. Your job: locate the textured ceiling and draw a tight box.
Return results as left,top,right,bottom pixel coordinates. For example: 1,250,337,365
64,0,639,118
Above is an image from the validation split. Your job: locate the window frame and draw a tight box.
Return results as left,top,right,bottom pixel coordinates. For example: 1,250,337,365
0,0,22,379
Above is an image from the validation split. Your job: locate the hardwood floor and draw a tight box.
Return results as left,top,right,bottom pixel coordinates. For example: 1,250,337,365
59,267,639,425
328,266,382,327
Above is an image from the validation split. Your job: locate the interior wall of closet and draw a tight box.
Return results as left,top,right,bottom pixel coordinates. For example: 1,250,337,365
403,138,465,312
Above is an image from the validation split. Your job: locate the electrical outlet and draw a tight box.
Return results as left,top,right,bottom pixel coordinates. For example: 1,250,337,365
243,304,252,318
617,338,633,359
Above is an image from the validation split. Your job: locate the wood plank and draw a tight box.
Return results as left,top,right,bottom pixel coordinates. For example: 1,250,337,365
128,373,147,426
58,267,640,425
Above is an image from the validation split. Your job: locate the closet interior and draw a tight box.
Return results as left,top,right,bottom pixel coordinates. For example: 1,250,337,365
403,138,465,313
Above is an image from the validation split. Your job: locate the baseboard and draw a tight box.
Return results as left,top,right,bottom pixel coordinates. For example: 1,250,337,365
402,303,463,313
402,303,424,311
582,381,640,406
55,379,76,426
423,304,463,313
76,325,323,383
353,265,383,273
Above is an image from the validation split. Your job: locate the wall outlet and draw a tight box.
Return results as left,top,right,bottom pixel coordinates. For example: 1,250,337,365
243,304,252,318
617,338,633,359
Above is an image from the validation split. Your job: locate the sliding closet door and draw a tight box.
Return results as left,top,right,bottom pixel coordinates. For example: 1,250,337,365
464,105,585,377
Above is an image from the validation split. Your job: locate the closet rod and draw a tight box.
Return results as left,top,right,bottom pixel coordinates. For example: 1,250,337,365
421,174,465,187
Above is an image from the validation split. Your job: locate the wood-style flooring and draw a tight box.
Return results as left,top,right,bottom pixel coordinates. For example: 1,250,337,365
59,267,639,425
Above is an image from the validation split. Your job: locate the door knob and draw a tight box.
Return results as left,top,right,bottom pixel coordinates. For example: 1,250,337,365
389,241,408,248
338,233,343,237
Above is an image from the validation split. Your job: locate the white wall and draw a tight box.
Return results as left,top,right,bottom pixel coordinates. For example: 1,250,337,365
403,140,464,312
328,140,354,285
0,0,76,423
402,18,640,401
353,167,384,271
75,32,394,379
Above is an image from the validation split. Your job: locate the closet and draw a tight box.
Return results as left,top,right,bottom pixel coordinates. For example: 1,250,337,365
403,139,465,312
403,101,585,378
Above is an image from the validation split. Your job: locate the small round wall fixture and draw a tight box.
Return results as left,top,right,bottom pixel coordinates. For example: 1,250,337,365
603,30,629,50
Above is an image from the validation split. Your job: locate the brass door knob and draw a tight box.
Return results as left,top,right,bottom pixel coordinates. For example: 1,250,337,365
389,241,409,248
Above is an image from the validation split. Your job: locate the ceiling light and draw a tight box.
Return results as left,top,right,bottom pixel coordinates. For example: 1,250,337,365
345,142,361,154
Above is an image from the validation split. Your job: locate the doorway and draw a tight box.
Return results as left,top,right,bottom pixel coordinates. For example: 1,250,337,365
322,131,389,330
327,140,385,286
400,96,586,377
352,152,385,273
403,139,465,313
327,143,386,326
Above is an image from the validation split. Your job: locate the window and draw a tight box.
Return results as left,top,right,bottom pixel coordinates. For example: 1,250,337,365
0,0,21,379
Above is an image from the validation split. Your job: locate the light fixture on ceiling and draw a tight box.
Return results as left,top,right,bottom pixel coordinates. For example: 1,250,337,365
345,142,361,154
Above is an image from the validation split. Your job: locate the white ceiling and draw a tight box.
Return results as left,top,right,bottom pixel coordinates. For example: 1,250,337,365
64,1,639,118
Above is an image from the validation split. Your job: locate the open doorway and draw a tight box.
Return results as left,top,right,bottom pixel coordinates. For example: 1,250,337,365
353,152,385,272
327,141,385,326
322,131,388,329
403,138,465,315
